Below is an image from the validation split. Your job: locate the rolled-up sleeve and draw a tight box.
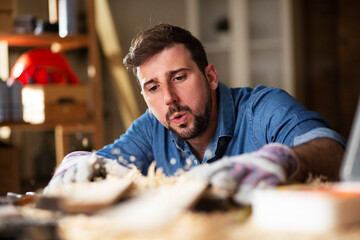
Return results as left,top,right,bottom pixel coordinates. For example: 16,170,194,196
293,127,346,147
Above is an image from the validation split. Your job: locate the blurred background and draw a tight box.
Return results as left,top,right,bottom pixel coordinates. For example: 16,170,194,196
0,0,359,193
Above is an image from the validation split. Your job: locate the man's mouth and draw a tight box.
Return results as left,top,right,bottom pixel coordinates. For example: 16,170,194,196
170,112,189,124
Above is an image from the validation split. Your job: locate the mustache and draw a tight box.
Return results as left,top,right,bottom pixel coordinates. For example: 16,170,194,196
166,104,192,121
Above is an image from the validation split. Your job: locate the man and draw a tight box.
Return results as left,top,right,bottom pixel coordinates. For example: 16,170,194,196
45,24,346,204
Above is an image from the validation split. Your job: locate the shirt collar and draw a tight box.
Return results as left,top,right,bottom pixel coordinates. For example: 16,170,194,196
216,82,235,137
171,82,235,152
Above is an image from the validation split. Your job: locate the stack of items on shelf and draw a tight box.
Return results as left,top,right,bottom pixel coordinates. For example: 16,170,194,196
12,0,81,37
0,79,22,123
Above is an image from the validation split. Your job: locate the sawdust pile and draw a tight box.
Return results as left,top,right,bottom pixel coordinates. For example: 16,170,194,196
59,208,251,240
56,162,250,240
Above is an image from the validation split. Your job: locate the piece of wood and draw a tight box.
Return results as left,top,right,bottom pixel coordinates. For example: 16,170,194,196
94,0,140,129
85,0,105,151
54,125,67,166
252,183,360,233
46,178,132,213
0,34,89,52
99,179,208,231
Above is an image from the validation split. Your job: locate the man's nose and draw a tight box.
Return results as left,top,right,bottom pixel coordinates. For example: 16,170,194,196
163,85,178,105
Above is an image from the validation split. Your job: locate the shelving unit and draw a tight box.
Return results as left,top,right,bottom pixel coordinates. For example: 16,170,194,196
185,0,295,96
0,0,104,166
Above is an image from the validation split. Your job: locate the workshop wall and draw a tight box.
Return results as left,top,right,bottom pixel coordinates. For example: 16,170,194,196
294,0,360,139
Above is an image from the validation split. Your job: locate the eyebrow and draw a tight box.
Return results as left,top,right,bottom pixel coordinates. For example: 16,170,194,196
142,79,156,89
169,68,189,77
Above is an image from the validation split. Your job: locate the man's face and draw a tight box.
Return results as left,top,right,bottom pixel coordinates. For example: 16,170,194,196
137,44,218,140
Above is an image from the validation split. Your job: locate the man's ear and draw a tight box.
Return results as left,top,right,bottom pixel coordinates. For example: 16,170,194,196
205,64,219,90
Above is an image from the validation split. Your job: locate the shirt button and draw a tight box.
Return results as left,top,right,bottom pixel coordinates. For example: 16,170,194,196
170,158,177,165
111,148,121,155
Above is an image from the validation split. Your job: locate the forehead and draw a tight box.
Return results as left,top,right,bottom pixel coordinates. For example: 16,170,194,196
136,44,194,83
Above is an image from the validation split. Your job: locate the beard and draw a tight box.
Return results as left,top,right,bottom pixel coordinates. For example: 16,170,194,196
166,85,212,140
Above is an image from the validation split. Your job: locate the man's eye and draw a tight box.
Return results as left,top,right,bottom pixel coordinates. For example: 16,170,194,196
148,85,158,92
174,74,186,81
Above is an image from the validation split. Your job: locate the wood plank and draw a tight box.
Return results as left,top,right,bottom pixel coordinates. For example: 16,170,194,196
0,121,96,130
54,125,67,166
45,178,133,213
99,179,208,231
0,33,89,52
85,0,105,151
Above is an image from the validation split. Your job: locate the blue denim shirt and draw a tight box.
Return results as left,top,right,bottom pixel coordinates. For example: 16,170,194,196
96,83,346,176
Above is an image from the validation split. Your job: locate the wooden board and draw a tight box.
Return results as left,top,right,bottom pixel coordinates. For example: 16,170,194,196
45,178,132,213
99,179,208,231
252,183,360,233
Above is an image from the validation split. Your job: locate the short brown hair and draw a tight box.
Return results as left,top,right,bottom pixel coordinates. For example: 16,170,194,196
123,24,208,77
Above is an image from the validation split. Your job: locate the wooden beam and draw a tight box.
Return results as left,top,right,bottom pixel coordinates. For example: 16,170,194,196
94,0,140,129
86,0,105,150
54,125,67,166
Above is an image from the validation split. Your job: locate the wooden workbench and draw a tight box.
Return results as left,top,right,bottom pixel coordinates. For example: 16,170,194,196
2,168,360,240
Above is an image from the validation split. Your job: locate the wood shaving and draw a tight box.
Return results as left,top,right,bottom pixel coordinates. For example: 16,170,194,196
120,161,182,198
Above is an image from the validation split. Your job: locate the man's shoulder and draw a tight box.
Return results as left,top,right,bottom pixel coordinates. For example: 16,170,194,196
227,84,286,105
231,84,285,96
235,85,294,105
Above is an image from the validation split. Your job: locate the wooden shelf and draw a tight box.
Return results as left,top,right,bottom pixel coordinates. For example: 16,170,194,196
0,121,96,131
0,33,89,52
